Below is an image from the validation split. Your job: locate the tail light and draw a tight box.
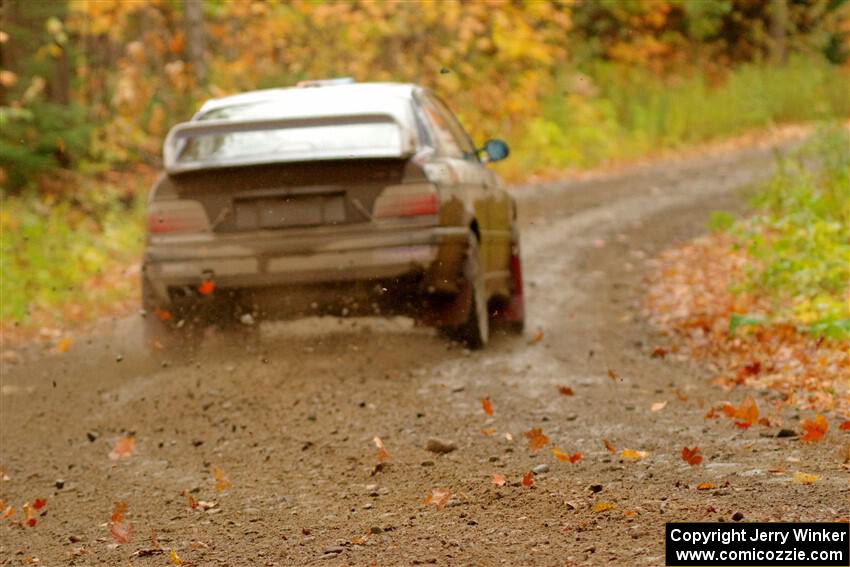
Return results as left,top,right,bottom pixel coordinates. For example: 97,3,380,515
147,200,211,233
373,183,439,219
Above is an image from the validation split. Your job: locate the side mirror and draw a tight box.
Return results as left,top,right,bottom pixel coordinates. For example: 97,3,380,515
481,139,509,163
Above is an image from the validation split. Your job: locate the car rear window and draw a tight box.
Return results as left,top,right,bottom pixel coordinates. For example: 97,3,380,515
176,122,403,164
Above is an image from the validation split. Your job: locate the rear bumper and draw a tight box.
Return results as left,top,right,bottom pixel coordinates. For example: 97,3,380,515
143,223,468,303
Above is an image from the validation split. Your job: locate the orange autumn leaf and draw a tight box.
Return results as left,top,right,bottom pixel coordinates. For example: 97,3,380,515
2,505,13,519
480,427,497,436
528,329,544,344
681,446,703,466
423,488,450,510
552,447,582,463
522,471,534,487
491,473,506,486
607,368,619,381
732,394,759,428
558,386,574,396
32,498,47,510
696,482,716,490
839,420,850,431
155,308,173,322
481,398,493,416
110,521,133,544
373,436,389,462
108,436,135,460
603,438,616,453
198,279,215,296
800,414,828,442
111,501,128,523
212,465,231,493
23,502,34,527
524,428,549,453
56,337,73,353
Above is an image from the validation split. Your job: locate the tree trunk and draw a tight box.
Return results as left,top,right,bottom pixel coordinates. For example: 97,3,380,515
769,0,788,66
185,0,205,83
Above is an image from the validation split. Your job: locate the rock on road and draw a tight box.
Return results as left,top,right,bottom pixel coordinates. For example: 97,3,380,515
2,138,845,566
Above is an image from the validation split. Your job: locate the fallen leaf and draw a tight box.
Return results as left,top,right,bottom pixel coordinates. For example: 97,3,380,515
212,465,231,493
623,510,639,518
603,438,616,453
733,394,759,428
108,436,135,460
481,398,493,416
480,427,497,436
110,522,133,544
682,447,703,466
373,436,389,462
423,488,450,510
491,473,506,487
650,347,667,358
696,482,716,490
504,432,513,442
111,501,128,524
2,505,13,518
522,471,534,487
558,386,574,396
792,471,820,485
651,401,668,412
524,428,549,453
607,368,619,381
621,448,647,461
800,415,828,442
23,503,34,527
154,308,172,322
528,329,544,344
32,498,47,510
198,280,215,296
839,421,850,431
169,549,182,565
593,501,615,513
552,447,582,463
56,337,73,353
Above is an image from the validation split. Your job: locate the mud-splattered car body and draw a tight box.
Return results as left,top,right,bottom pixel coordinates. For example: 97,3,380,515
142,81,524,348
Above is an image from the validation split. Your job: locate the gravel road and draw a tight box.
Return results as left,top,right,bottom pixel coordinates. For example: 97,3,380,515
2,139,847,566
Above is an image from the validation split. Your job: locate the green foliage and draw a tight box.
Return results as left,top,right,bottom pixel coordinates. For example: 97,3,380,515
0,186,144,324
0,101,91,191
730,127,850,338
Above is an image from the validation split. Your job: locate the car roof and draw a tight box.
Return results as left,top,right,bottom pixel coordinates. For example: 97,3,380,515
196,82,421,117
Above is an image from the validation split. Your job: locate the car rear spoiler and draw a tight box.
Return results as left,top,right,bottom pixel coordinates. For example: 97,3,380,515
163,113,415,174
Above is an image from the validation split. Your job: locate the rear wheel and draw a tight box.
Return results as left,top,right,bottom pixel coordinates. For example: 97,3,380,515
439,233,489,350
503,227,525,334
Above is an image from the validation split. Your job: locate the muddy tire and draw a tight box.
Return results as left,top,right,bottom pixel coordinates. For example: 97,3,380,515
503,228,526,334
440,234,489,350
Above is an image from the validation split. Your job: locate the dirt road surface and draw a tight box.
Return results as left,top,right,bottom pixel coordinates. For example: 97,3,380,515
2,141,847,566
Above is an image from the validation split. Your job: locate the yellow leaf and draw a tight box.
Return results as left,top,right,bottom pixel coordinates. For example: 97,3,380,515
696,482,716,490
169,549,182,565
56,337,73,353
593,501,615,513
212,465,231,493
792,472,820,485
621,448,647,461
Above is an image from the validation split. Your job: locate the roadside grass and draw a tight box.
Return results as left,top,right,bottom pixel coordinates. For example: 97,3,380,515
0,170,150,343
502,56,849,178
727,126,850,338
645,127,849,415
